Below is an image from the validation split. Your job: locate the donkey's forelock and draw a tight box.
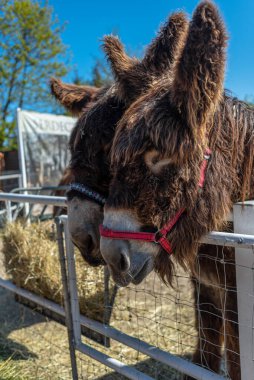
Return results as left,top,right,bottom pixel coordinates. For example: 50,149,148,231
111,1,228,168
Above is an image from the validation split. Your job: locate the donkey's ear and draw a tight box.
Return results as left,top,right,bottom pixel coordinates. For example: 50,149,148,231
103,13,188,102
171,1,227,132
141,12,188,75
102,36,138,79
50,78,99,116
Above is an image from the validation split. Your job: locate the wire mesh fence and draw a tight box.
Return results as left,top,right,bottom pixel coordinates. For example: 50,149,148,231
0,194,253,379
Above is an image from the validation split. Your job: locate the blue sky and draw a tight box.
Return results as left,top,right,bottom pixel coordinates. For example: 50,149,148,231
49,0,254,101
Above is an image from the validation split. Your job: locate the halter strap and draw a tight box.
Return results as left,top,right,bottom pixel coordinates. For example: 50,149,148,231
100,148,212,255
69,183,106,206
99,207,185,255
198,147,212,188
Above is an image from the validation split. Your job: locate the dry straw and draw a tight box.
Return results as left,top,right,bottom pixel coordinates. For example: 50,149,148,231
1,221,198,379
2,221,108,322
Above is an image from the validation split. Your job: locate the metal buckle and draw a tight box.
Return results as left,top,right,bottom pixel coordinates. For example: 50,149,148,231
154,230,164,243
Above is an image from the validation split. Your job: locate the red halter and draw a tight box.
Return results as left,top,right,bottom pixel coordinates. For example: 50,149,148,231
100,148,212,255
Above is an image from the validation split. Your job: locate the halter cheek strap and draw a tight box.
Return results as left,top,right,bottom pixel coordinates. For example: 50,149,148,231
100,148,212,256
198,148,212,189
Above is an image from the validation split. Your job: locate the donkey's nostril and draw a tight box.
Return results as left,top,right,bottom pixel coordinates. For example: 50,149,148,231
86,235,94,252
119,252,130,272
100,238,130,273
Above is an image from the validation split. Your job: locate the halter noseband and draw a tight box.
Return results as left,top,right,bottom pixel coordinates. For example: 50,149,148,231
99,148,212,256
69,183,106,206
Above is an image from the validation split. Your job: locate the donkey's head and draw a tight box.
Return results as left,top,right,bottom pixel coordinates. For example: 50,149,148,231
51,12,188,267
101,1,227,286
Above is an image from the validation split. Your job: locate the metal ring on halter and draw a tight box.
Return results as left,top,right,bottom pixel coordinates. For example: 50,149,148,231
154,230,163,243
69,183,106,206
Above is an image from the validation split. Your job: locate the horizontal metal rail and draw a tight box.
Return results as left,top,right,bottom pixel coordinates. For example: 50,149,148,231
0,192,66,207
1,195,253,379
0,278,65,316
201,231,254,249
59,214,254,250
0,174,22,180
0,194,253,248
78,313,223,380
77,342,153,380
0,278,223,380
11,185,69,193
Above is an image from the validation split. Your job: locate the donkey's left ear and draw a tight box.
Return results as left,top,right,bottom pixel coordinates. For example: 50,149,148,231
171,1,227,133
50,78,99,116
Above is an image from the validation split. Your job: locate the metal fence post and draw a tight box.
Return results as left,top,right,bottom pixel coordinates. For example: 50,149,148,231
233,201,254,380
61,216,82,345
16,108,29,217
55,217,79,380
5,200,12,222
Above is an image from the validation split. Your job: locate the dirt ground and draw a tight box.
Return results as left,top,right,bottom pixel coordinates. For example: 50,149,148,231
0,236,197,380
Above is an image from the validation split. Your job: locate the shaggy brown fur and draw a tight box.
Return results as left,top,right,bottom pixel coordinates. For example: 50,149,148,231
105,2,254,378
51,12,188,198
50,11,189,269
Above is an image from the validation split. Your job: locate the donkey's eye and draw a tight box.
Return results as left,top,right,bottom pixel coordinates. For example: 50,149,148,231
144,150,175,176
140,225,157,233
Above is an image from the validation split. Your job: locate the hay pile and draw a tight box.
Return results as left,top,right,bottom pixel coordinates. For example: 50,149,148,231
0,357,30,380
2,221,107,322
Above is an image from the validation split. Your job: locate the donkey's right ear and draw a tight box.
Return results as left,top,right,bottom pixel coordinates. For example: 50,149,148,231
50,78,99,116
141,11,188,75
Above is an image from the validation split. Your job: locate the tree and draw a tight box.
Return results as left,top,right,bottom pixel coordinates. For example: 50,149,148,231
90,59,112,87
72,58,113,88
0,0,69,150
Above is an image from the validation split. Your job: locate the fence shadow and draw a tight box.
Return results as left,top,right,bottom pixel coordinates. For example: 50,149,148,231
0,287,42,360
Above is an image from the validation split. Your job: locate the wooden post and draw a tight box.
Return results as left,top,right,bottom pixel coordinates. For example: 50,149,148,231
233,201,254,380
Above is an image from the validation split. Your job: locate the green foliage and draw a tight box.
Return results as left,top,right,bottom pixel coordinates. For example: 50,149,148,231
90,59,112,87
0,121,17,151
0,0,69,150
73,58,113,87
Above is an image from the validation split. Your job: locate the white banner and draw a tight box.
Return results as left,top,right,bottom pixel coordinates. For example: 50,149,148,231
17,109,76,187
19,110,75,135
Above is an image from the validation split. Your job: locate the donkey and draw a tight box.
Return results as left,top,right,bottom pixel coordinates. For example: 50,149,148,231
100,2,254,378
50,12,188,266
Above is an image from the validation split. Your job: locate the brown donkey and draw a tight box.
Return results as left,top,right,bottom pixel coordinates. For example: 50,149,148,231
50,12,188,266
101,2,254,378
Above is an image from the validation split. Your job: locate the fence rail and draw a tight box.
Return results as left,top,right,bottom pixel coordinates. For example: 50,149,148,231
0,192,253,380
0,192,252,248
0,173,22,181
0,192,66,207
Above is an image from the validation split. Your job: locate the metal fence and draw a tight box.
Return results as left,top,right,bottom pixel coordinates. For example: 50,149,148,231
0,192,253,380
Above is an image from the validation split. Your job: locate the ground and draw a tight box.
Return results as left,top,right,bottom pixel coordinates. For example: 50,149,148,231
0,235,197,380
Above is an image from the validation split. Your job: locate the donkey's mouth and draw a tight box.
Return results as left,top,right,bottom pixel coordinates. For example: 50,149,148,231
110,257,153,287
131,258,153,285
72,235,105,267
